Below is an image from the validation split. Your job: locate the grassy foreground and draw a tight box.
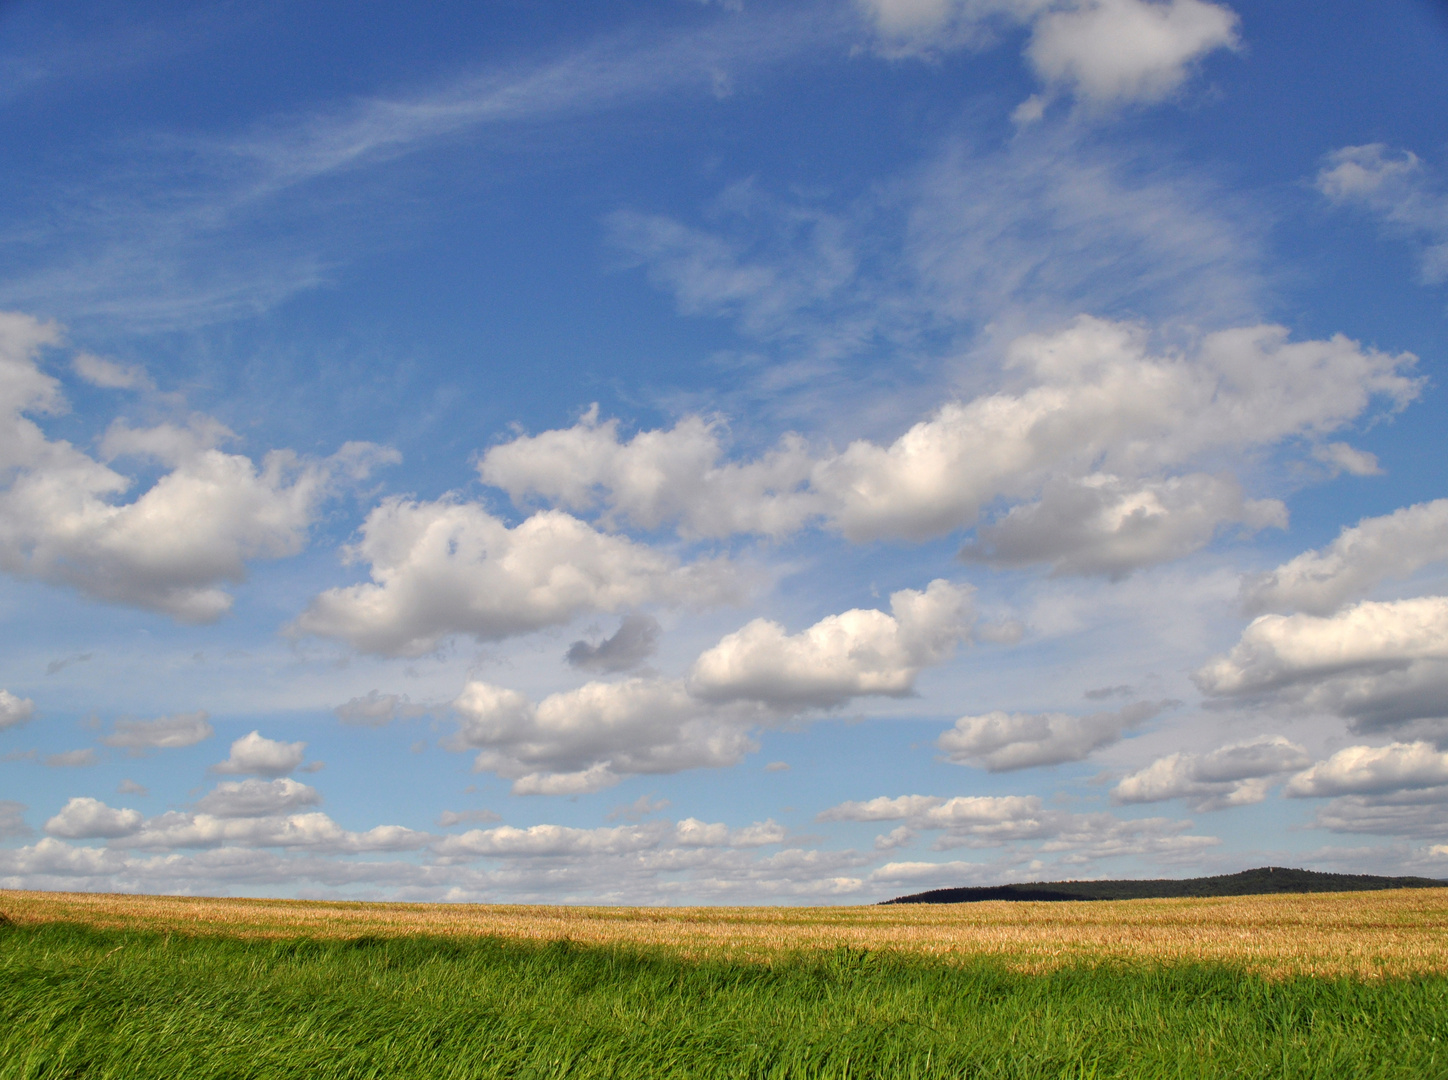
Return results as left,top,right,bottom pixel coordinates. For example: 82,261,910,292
5,890,1448,1078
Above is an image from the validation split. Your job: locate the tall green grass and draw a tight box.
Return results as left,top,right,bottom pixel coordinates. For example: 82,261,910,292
3,922,1446,1078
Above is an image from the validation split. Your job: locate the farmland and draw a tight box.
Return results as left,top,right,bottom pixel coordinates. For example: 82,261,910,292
4,888,1448,1077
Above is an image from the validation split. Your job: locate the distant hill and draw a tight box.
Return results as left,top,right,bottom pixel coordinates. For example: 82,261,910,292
882,867,1448,904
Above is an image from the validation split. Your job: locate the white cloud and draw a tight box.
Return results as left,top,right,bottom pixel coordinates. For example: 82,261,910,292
71,352,153,390
451,583,971,791
688,579,973,708
100,710,213,750
1317,145,1448,285
1241,499,1448,617
44,797,143,839
1311,441,1381,478
481,319,1416,568
435,808,502,828
674,817,787,847
334,691,428,727
859,0,1238,109
939,699,1168,771
1194,597,1448,735
479,410,819,540
1112,735,1310,810
817,791,1216,858
1026,0,1238,107
433,822,667,859
212,731,307,777
0,689,34,730
0,313,398,622
293,497,750,657
452,677,767,795
567,613,661,673
44,749,97,767
960,472,1284,577
194,778,322,818
127,811,430,853
1285,742,1448,799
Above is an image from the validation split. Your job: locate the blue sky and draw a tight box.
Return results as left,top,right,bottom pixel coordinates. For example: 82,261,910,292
2,0,1448,903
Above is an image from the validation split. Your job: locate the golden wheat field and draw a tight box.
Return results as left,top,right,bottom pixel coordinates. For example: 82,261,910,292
6,887,1448,978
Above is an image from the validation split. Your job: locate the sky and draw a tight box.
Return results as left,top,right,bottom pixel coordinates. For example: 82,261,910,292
1,0,1447,904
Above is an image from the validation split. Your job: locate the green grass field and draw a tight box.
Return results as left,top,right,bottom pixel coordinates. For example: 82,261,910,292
5,918,1448,1079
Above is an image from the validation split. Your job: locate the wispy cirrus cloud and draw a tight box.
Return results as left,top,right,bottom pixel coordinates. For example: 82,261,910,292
0,6,851,332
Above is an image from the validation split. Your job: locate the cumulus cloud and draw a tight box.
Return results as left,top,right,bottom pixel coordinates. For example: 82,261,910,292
44,797,143,839
432,817,785,860
960,472,1284,577
0,312,399,622
938,699,1169,771
334,690,428,727
293,497,750,657
479,410,818,539
1112,735,1310,810
1240,499,1448,617
1194,597,1448,736
567,613,661,673
451,583,971,792
1284,742,1448,799
1316,145,1448,285
689,580,973,708
195,778,322,817
126,811,430,853
0,689,34,730
1025,0,1238,107
100,710,213,750
212,731,307,777
452,677,768,795
858,0,1238,109
480,319,1415,574
818,792,1216,859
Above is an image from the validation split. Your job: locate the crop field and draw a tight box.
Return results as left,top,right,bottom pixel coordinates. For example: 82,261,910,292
5,888,1448,1078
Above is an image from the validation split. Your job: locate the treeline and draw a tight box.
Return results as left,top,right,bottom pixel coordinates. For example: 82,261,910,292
883,867,1448,905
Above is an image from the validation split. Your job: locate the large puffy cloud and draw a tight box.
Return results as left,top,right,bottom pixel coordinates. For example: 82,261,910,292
293,497,750,657
688,580,972,708
479,411,818,539
212,731,308,777
1284,742,1448,799
1281,743,1448,839
1317,145,1448,285
0,312,397,621
452,677,768,795
818,792,1216,860
452,583,974,792
1241,499,1448,617
959,472,1283,578
938,699,1168,771
858,0,1238,111
1194,597,1448,735
44,797,143,839
100,711,214,750
0,689,34,730
1024,0,1238,107
126,811,429,853
480,319,1415,573
1112,736,1310,811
